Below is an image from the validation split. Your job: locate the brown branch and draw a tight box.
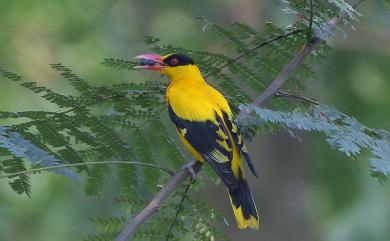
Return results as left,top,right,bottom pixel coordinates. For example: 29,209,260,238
235,39,320,123
114,32,304,241
237,0,367,120
134,29,303,140
115,1,367,240
115,161,202,241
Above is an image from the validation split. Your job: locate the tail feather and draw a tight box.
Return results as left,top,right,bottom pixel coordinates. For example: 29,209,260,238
241,150,258,177
228,174,259,229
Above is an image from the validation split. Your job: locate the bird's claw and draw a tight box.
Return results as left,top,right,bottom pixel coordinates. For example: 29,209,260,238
181,161,197,182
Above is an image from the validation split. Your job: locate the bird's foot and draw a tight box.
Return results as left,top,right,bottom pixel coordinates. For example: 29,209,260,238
181,160,198,182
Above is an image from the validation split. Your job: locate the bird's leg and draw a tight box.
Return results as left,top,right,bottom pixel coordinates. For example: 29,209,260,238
181,160,198,181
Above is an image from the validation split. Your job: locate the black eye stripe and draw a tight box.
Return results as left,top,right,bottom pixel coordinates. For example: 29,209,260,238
163,54,194,66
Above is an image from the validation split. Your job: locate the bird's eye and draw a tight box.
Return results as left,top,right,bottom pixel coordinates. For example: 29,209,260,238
170,58,179,66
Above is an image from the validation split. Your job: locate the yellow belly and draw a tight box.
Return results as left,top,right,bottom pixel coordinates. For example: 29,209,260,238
177,129,204,162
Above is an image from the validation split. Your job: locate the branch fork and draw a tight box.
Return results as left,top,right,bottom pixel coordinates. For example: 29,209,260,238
115,1,367,240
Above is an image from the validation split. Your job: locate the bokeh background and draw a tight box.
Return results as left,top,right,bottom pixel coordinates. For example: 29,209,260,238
0,0,389,241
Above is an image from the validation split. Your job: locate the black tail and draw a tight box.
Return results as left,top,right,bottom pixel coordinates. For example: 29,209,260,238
228,173,259,229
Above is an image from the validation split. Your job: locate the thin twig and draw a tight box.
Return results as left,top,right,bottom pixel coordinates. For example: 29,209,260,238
165,178,193,241
115,1,368,240
0,161,175,179
135,30,303,132
205,29,302,79
114,30,304,241
274,90,319,105
237,0,366,120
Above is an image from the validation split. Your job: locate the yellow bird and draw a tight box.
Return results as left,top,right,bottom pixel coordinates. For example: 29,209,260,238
135,53,259,229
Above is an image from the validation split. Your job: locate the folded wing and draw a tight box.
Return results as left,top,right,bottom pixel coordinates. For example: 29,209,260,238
168,104,239,190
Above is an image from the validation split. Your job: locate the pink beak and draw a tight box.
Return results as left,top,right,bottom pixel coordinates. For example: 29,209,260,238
134,53,167,71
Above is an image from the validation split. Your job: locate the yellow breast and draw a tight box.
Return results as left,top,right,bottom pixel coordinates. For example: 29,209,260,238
166,79,231,122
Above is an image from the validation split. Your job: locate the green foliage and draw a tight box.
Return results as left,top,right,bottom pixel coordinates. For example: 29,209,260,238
143,20,319,111
102,58,137,70
85,164,110,197
2,158,31,196
82,181,229,241
0,125,78,195
90,217,126,234
187,199,231,241
0,1,381,240
281,0,360,39
240,104,390,181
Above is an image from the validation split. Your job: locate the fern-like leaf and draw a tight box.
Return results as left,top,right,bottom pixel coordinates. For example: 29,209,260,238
241,104,390,178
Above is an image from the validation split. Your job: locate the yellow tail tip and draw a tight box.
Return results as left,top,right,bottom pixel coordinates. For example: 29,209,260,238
232,206,260,230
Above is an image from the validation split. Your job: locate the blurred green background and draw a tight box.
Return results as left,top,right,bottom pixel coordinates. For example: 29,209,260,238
0,0,389,241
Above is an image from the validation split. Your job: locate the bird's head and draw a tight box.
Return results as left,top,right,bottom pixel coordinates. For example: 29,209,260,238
134,53,200,81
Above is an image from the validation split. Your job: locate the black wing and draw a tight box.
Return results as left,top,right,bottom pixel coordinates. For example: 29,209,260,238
168,104,239,190
221,111,258,177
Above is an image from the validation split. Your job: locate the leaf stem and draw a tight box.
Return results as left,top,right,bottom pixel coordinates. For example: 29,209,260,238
0,161,175,179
